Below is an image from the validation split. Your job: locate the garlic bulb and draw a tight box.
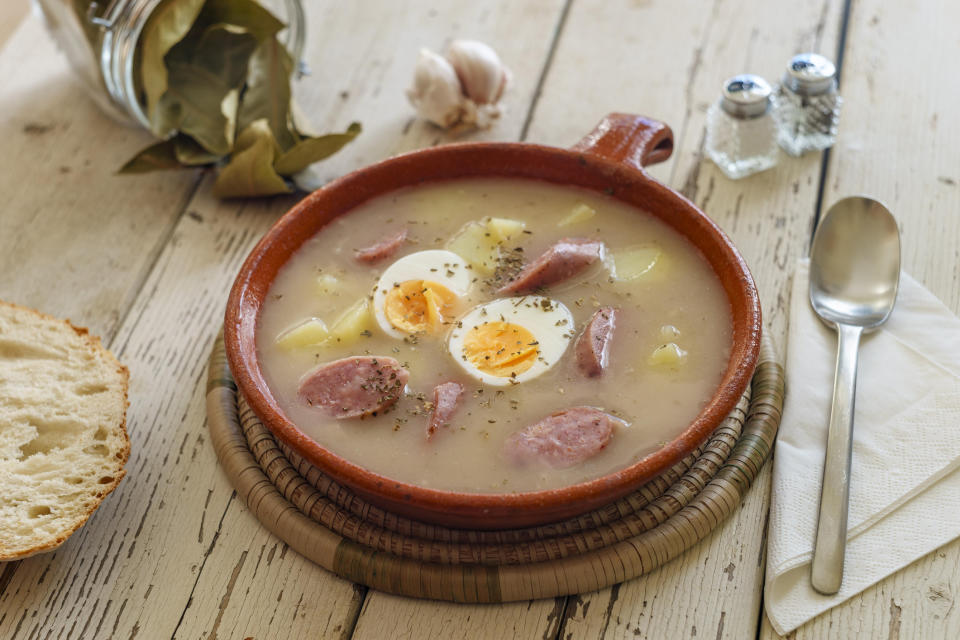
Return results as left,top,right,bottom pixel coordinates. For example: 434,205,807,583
407,40,511,131
406,49,467,129
446,40,510,105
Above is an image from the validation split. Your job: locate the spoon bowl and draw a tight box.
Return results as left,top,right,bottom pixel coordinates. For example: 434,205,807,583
809,196,900,595
810,197,901,329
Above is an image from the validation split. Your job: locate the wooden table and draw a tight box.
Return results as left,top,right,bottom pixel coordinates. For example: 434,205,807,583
1,1,957,638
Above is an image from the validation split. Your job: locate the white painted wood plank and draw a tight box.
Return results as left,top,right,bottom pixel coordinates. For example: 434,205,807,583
0,187,365,639
290,0,570,184
0,16,200,340
0,1,28,50
762,0,960,637
170,512,367,640
528,0,844,637
352,594,566,640
0,192,301,639
523,0,709,186
0,1,570,638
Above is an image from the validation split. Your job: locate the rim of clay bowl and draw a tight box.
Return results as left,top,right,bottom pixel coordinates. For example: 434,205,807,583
224,113,761,529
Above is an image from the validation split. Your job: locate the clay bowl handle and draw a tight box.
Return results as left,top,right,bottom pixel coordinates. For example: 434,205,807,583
571,113,674,172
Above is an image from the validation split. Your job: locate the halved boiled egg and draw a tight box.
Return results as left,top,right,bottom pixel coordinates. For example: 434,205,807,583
372,250,472,338
448,296,574,386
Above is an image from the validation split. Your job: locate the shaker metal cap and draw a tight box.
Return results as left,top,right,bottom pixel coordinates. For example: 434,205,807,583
720,74,772,119
783,53,837,95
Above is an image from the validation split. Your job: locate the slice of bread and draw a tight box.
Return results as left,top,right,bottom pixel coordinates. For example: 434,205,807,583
0,301,130,561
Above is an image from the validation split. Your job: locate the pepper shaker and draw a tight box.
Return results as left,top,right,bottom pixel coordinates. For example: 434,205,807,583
773,53,842,156
705,74,779,180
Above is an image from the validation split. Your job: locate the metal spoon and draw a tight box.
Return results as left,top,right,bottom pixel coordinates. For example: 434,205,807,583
809,196,901,595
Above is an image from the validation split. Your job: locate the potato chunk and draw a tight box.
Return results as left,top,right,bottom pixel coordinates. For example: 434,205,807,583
487,217,526,242
276,318,329,350
648,342,688,367
558,203,596,227
329,298,373,345
610,245,663,281
446,217,528,274
446,220,499,274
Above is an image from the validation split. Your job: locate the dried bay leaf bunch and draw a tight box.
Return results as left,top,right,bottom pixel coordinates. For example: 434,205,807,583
120,0,360,198
407,39,511,132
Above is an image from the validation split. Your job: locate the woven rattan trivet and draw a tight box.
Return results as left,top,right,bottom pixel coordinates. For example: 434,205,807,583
206,333,783,602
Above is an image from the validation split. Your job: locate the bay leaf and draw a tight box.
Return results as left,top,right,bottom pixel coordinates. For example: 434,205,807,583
140,0,205,131
194,0,285,43
165,23,258,90
118,139,182,174
154,63,232,155
119,133,221,173
174,134,220,166
274,122,362,175
213,119,292,198
236,118,282,155
157,23,257,152
237,37,296,150
149,95,183,144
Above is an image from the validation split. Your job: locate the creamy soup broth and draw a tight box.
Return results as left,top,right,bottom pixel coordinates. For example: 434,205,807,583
256,178,732,493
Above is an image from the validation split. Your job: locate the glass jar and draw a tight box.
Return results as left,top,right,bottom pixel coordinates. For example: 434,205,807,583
772,53,842,156
705,74,779,180
33,0,305,128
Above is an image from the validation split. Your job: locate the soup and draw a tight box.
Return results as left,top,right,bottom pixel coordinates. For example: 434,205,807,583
256,178,732,493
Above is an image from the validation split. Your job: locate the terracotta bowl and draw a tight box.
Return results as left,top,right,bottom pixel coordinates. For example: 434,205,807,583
224,113,762,530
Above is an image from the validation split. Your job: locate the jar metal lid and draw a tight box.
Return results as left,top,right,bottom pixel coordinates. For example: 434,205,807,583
720,74,772,119
782,53,836,96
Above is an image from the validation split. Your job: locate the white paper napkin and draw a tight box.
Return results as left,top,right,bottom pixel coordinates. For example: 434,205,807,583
765,259,960,635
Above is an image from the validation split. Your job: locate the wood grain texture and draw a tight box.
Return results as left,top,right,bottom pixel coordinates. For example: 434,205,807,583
0,17,201,341
352,594,567,640
0,1,570,638
0,190,307,639
761,0,960,637
529,0,844,638
0,1,28,50
289,0,570,184
4,0,952,637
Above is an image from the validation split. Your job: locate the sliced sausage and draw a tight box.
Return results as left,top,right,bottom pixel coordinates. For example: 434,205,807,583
503,406,620,468
575,307,619,377
355,228,408,263
425,381,465,440
497,238,604,294
298,356,409,418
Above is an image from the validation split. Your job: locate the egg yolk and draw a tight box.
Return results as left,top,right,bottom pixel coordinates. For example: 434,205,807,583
384,280,458,333
462,321,539,377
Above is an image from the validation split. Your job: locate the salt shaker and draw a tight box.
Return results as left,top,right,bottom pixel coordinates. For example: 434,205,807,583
705,74,779,180
773,53,842,156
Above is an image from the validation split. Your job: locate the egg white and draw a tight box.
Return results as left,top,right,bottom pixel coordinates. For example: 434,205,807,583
372,250,473,338
448,296,574,386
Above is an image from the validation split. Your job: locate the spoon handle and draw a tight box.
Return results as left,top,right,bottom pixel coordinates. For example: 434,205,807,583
811,322,863,595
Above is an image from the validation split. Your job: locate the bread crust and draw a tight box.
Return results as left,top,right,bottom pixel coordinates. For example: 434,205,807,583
0,301,130,562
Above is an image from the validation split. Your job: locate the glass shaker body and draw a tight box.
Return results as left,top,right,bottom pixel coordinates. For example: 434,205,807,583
773,53,842,156
705,75,779,180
